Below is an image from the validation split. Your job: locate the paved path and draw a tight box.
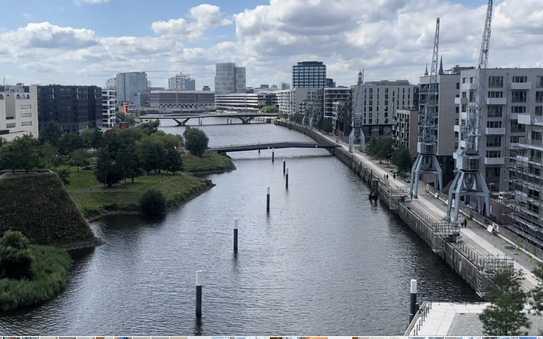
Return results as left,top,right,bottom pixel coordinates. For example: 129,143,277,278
309,126,541,291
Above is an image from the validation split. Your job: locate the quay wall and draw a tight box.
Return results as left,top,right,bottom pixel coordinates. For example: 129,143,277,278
275,120,507,297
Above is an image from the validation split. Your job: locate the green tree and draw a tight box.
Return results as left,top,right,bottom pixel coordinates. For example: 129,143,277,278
529,264,543,315
81,128,103,149
0,230,33,280
0,135,42,171
391,147,413,173
480,270,530,335
140,189,166,219
262,105,278,113
137,139,166,174
117,139,140,182
57,133,84,155
366,137,394,160
54,168,71,185
138,120,160,135
183,127,208,157
39,122,63,146
95,147,123,187
163,147,183,174
69,149,90,171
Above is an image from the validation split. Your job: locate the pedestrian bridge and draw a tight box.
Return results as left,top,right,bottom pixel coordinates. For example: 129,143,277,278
210,142,338,154
140,112,281,126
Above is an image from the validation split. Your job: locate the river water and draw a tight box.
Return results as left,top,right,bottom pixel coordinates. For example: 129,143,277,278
0,119,478,335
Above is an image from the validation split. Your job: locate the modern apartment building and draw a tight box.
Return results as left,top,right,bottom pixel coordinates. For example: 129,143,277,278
168,73,196,91
393,109,418,157
323,87,351,119
101,89,117,129
455,68,543,192
215,63,246,95
115,72,148,109
292,61,326,88
275,88,323,120
352,80,417,139
148,90,215,113
504,70,543,241
0,84,39,141
37,85,102,133
215,92,277,112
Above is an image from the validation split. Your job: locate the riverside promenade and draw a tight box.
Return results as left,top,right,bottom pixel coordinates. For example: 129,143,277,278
276,121,541,296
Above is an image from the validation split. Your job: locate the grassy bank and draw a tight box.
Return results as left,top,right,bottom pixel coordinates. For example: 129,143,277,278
0,245,72,312
66,169,213,218
182,152,235,174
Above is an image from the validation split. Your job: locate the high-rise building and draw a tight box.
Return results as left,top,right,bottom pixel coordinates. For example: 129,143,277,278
214,63,246,95
292,61,326,88
0,84,39,141
101,89,117,129
115,72,148,108
168,73,196,91
352,80,417,138
323,87,351,119
455,68,543,192
37,85,102,133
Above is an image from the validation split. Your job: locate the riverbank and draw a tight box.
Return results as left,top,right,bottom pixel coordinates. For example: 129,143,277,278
0,244,72,312
183,151,236,175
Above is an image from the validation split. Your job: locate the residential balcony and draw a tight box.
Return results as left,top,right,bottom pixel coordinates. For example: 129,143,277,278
485,127,506,135
454,97,465,105
461,82,476,91
487,97,506,105
511,82,532,90
518,113,532,125
454,125,461,133
484,157,505,165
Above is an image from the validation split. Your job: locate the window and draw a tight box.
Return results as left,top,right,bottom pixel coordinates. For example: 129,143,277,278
6,123,16,128
537,76,543,88
513,75,528,83
536,106,543,116
486,150,502,158
20,121,33,127
512,90,527,103
488,76,504,88
462,77,466,84
487,135,502,147
488,91,503,98
487,121,502,128
536,91,543,103
512,106,527,113
488,105,503,117
532,131,542,143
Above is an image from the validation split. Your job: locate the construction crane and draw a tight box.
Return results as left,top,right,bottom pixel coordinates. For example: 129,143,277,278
447,0,494,223
409,18,443,198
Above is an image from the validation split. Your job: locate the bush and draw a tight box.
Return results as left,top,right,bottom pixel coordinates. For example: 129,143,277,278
140,189,167,219
391,147,413,173
0,231,33,280
183,127,209,157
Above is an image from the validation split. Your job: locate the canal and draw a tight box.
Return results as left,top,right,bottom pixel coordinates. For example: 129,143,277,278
0,120,479,335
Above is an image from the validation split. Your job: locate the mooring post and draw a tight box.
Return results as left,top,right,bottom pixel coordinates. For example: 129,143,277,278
283,160,286,175
195,270,203,319
266,186,270,214
233,219,239,255
272,148,275,163
409,279,418,324
286,168,289,190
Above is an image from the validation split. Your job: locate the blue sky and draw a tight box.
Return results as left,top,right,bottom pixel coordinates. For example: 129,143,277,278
0,0,541,88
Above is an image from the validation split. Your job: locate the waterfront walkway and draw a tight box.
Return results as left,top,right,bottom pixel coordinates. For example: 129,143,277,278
310,126,541,292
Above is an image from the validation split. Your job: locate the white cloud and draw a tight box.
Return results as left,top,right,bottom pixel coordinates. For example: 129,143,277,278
151,4,231,39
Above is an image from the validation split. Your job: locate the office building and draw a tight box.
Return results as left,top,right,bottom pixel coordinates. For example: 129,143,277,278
393,109,418,157
168,73,196,91
326,78,336,88
148,90,215,113
0,84,39,141
37,85,101,133
215,92,277,112
101,89,117,129
352,80,417,139
115,72,148,109
324,87,351,119
292,61,326,88
215,63,246,95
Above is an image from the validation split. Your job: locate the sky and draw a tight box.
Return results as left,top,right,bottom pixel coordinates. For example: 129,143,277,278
0,0,542,89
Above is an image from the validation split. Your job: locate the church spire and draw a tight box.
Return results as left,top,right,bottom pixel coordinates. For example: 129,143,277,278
424,64,428,76
439,56,444,75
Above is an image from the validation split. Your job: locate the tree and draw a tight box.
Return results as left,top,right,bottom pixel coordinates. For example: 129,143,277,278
39,122,62,146
262,105,278,113
57,133,84,155
0,135,42,171
529,264,543,315
480,270,530,335
391,147,413,173
163,147,183,174
366,137,394,160
138,120,160,135
140,189,166,219
95,147,123,187
55,168,71,185
0,230,33,280
183,127,208,157
117,139,140,182
81,128,103,149
137,139,166,174
69,149,90,171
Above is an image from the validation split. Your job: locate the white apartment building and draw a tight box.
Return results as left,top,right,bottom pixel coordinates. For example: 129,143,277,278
352,80,417,138
101,89,117,129
324,87,351,119
455,68,543,192
393,109,418,157
0,84,39,142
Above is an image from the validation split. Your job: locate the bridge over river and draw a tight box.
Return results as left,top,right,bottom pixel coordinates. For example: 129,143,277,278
210,141,338,153
141,112,281,126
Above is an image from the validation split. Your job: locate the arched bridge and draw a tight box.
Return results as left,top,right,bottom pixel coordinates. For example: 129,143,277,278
140,113,281,126
210,142,338,154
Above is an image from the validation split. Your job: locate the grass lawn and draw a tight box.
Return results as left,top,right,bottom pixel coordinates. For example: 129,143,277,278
0,245,71,312
182,152,235,174
66,168,212,218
